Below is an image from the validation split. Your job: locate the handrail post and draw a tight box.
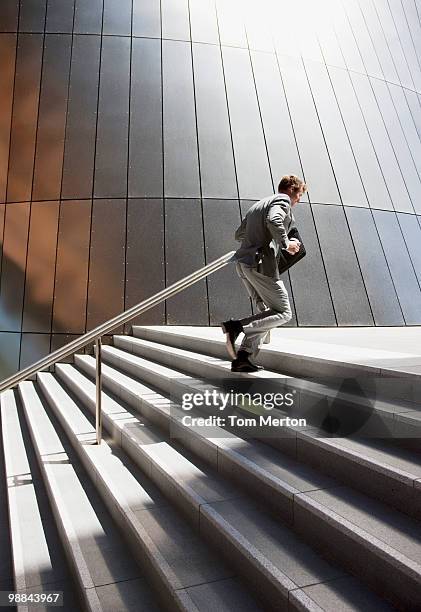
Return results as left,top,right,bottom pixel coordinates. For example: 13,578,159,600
96,337,102,445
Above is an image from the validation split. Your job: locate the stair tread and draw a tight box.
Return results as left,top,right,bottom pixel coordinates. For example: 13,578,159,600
55,361,398,608
38,372,264,610
75,350,421,569
99,345,421,485
115,335,421,417
0,390,79,603
17,381,162,611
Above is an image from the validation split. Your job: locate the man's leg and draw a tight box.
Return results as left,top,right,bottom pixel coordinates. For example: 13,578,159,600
235,262,270,349
237,263,292,359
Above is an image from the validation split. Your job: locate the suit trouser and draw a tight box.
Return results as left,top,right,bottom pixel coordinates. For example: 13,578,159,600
235,262,292,358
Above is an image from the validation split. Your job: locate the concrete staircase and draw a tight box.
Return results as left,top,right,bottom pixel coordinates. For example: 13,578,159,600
2,326,421,611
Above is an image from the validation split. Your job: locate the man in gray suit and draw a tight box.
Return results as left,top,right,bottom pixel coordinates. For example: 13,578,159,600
222,175,307,372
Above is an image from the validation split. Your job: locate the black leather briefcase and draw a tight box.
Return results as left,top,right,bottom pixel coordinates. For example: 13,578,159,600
277,226,306,275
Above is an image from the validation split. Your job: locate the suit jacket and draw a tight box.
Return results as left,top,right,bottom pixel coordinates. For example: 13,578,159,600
233,193,296,279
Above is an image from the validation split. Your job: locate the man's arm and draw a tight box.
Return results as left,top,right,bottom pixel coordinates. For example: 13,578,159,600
266,202,290,249
235,217,247,242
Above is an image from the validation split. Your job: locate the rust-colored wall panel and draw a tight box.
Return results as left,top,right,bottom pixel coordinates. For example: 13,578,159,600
87,199,126,330
22,200,59,333
6,33,43,203
0,34,17,203
53,199,91,334
0,202,30,332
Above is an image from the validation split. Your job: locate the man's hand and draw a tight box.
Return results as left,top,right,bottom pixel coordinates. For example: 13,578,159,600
286,238,301,255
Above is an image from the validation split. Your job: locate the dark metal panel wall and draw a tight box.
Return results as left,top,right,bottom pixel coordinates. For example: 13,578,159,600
125,199,165,327
389,85,421,181
52,200,91,334
162,40,200,199
276,54,340,205
73,0,102,35
405,89,421,140
129,37,162,198
202,199,251,324
0,1,19,31
0,333,20,379
20,332,50,369
289,204,336,326
165,199,207,325
0,205,5,279
19,0,46,33
345,206,405,326
351,72,413,213
132,0,161,38
87,199,126,330
46,0,75,33
250,51,307,202
312,204,374,326
304,59,368,208
51,333,81,363
103,0,132,36
371,78,421,213
61,34,101,199
22,200,59,333
0,203,30,332
373,209,421,324
2,0,421,379
327,66,391,211
193,42,237,200
397,213,421,286
94,36,130,199
222,46,272,200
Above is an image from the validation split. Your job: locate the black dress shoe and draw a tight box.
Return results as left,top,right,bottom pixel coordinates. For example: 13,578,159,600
231,350,264,373
221,319,243,359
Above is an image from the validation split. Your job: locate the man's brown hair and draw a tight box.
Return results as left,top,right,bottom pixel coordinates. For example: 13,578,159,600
278,175,307,195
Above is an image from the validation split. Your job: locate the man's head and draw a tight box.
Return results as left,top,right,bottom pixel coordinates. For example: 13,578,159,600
278,175,307,206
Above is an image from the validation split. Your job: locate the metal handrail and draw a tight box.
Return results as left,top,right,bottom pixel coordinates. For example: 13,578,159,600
0,250,236,443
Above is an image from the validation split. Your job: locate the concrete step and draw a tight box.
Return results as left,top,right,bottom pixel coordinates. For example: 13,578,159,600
114,334,421,441
0,389,82,612
89,343,421,608
17,380,162,612
57,359,395,611
37,371,265,612
132,326,421,404
101,341,421,521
